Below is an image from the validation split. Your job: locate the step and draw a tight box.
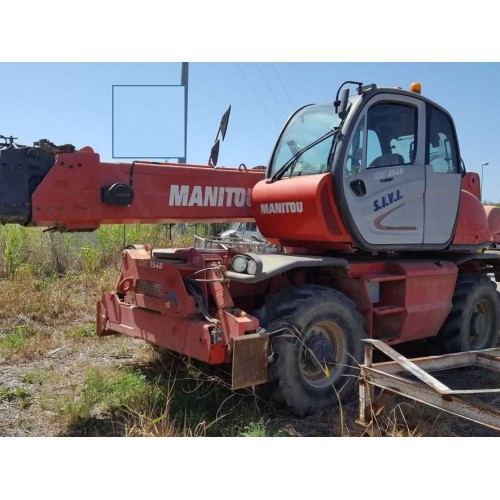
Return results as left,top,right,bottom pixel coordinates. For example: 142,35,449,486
373,305,405,316
365,274,406,283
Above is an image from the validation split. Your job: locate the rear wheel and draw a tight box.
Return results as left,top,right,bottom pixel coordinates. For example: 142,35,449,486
427,275,499,354
260,285,365,417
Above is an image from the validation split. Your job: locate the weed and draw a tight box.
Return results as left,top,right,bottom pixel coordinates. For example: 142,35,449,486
32,276,56,292
240,419,270,437
0,386,31,408
80,247,101,274
67,324,95,339
123,395,179,437
2,226,26,275
57,367,169,424
22,370,50,385
0,324,29,350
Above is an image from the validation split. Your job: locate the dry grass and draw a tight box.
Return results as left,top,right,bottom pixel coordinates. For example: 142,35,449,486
0,269,116,323
0,269,117,363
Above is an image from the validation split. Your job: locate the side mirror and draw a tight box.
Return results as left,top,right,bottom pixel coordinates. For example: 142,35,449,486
334,81,365,120
338,88,350,119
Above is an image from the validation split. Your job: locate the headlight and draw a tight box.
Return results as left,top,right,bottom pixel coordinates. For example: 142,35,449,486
246,259,257,275
231,255,248,273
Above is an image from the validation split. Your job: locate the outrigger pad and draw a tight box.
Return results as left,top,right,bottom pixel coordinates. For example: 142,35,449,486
231,332,269,390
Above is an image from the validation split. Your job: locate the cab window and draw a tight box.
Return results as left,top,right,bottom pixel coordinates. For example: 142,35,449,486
366,129,383,166
345,117,364,177
366,102,417,168
426,106,459,173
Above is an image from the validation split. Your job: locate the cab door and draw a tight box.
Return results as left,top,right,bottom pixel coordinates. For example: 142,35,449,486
342,94,426,247
423,105,462,245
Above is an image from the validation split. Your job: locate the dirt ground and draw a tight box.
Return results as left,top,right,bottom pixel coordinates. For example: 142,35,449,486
1,332,498,437
0,334,144,436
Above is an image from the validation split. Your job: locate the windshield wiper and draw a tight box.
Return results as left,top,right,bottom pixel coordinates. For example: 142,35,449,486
268,128,338,183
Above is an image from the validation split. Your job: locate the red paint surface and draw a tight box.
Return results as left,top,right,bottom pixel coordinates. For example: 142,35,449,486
97,247,260,365
31,150,264,230
252,173,352,248
461,172,481,199
338,260,457,342
452,190,490,246
484,205,500,242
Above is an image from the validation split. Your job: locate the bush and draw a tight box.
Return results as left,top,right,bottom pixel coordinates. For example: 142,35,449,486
0,223,213,278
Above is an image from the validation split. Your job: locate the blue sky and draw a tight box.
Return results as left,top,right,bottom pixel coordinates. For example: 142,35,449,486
1,62,500,201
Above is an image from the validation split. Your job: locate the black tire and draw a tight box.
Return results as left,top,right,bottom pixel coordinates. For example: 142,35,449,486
260,285,365,417
427,275,499,354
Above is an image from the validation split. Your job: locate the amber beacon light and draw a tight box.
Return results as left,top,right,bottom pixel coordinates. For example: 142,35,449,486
409,82,422,94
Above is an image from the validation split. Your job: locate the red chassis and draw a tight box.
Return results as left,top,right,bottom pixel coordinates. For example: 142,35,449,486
96,242,477,389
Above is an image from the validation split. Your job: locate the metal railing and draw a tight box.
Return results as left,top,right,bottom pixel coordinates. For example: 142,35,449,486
193,235,276,254
357,339,500,434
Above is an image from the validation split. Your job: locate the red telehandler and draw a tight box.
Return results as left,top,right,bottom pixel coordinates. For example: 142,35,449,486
2,81,500,416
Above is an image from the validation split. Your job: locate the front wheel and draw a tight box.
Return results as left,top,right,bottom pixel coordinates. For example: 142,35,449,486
263,286,365,417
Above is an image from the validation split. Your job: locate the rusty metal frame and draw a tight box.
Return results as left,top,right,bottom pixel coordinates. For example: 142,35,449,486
357,339,500,434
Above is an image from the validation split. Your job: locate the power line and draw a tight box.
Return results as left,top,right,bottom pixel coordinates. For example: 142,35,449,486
270,63,296,108
254,63,289,116
235,63,281,127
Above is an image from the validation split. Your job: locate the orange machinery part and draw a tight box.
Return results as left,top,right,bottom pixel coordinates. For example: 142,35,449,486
452,173,493,247
252,173,352,249
30,148,264,230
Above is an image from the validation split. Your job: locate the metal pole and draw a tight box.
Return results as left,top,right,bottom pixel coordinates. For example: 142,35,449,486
181,62,189,164
358,341,375,435
481,161,489,202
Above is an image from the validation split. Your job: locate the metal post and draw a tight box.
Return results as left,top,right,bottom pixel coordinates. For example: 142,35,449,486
358,341,375,435
481,161,489,201
181,62,189,164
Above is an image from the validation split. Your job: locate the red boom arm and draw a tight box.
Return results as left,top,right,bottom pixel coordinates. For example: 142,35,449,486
0,145,264,231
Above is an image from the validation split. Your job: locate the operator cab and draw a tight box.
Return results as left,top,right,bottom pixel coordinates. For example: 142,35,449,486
260,82,464,252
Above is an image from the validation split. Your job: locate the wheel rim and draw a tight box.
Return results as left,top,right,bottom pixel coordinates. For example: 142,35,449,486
469,299,493,349
298,320,348,389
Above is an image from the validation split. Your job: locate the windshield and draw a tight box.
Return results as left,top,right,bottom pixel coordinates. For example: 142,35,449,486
269,104,341,178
